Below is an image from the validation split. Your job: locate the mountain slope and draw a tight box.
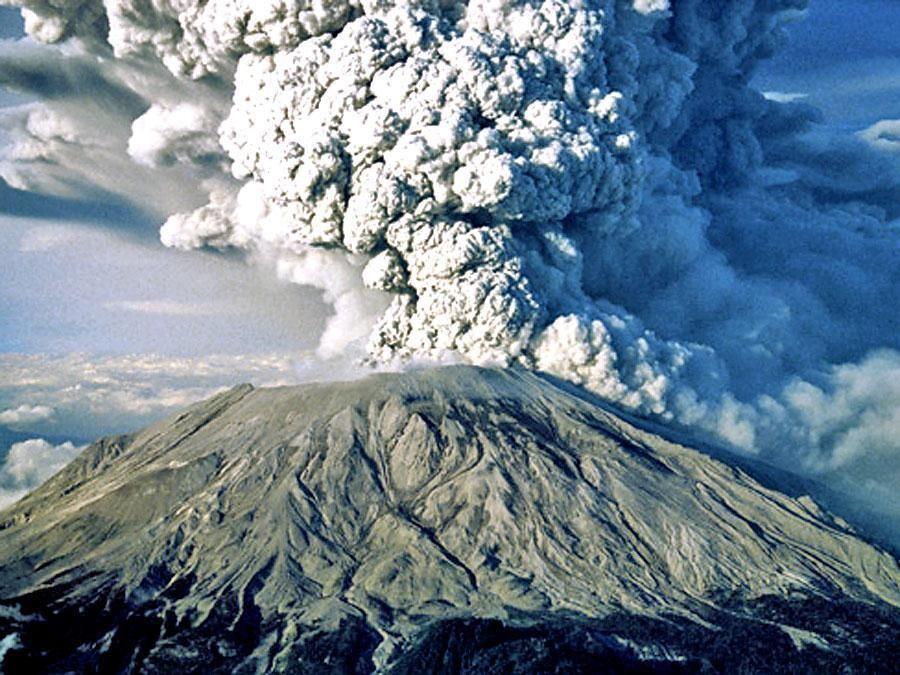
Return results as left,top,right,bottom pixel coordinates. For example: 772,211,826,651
0,366,897,672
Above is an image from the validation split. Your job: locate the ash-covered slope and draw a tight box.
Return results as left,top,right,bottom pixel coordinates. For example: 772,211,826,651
0,366,898,673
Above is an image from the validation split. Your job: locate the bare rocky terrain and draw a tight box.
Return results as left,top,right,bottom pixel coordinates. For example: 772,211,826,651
0,366,897,672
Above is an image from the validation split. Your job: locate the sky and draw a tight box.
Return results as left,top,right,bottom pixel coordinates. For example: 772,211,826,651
754,0,900,132
0,5,328,504
0,5,325,358
0,1,897,542
0,7,23,108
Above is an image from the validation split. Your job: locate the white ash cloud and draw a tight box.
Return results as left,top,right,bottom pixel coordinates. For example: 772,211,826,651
127,102,225,169
274,248,391,359
5,0,360,77
2,0,899,534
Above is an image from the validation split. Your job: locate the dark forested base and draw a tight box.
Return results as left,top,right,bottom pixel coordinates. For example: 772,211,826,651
2,592,898,674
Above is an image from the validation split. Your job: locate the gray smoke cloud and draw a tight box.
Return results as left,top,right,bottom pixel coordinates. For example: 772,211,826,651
1,0,898,538
0,36,231,220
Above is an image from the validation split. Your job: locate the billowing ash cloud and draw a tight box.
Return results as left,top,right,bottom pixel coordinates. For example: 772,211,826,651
157,0,711,410
2,0,899,531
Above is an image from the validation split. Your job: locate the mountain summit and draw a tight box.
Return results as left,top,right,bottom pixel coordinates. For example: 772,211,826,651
0,366,898,672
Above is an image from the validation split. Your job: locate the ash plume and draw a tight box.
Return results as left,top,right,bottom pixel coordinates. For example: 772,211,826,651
2,0,899,533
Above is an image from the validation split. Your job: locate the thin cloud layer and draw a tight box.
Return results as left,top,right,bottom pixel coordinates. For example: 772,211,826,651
103,299,226,317
0,352,301,438
0,351,304,505
0,1,898,536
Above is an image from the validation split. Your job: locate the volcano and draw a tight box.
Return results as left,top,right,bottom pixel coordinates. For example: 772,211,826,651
0,366,897,672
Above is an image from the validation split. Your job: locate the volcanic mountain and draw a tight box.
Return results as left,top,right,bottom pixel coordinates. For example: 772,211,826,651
0,366,898,673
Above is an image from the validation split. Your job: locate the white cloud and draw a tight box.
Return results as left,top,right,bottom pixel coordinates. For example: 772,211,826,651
0,404,53,426
0,40,231,218
0,438,83,509
762,91,808,103
860,119,900,153
632,0,670,14
0,633,21,668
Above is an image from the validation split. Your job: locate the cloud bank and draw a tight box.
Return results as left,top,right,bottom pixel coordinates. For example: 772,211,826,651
0,352,303,439
0,404,52,426
1,0,898,534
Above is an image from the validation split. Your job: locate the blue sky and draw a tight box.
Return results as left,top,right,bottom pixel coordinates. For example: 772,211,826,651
755,0,900,131
0,219,324,354
0,7,24,108
0,7,21,39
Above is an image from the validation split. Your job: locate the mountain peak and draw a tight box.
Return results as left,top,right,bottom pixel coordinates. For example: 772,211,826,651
1,366,898,672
